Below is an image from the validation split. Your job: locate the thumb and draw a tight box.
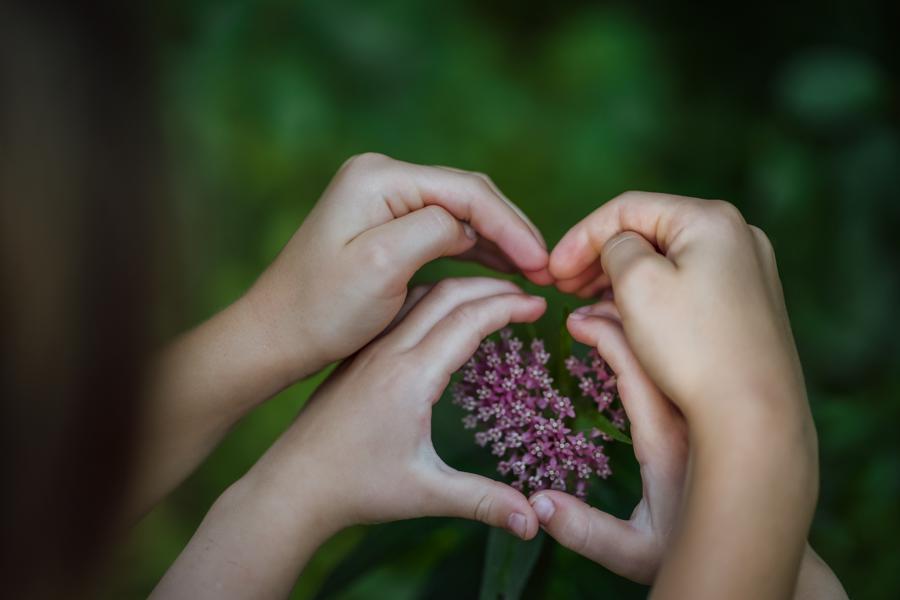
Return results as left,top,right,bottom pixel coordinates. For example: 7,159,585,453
425,468,540,541
529,491,654,583
349,205,477,289
600,231,672,299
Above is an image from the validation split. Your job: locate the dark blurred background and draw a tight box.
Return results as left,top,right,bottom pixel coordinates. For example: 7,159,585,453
102,0,898,597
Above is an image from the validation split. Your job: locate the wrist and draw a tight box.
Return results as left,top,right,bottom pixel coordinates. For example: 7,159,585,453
691,397,819,498
238,283,322,386
220,467,343,562
238,449,348,541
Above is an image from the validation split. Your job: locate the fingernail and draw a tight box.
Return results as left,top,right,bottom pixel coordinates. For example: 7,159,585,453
531,495,555,524
507,512,528,539
462,223,477,240
568,311,586,320
574,305,594,314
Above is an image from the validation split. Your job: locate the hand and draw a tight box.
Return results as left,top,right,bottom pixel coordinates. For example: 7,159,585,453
245,153,551,383
132,155,548,521
552,191,807,428
153,278,547,598
530,303,846,599
256,277,546,532
549,192,819,598
530,302,688,584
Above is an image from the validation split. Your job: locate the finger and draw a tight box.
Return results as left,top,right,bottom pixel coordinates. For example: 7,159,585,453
550,191,708,280
436,166,547,250
401,162,549,272
423,466,539,541
336,154,547,273
522,266,555,286
413,293,547,382
574,274,611,299
455,236,554,284
556,260,605,294
571,300,620,322
379,284,433,338
455,237,518,273
566,308,686,472
387,278,525,350
529,491,653,583
348,205,477,292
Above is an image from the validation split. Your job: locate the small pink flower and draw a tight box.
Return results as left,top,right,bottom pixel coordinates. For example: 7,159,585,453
453,329,626,500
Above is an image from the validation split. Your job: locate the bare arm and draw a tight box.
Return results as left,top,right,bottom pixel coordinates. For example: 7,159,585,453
545,191,824,598
127,154,549,518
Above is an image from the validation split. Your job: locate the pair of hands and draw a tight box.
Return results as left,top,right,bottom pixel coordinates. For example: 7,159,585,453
152,153,826,598
245,156,817,582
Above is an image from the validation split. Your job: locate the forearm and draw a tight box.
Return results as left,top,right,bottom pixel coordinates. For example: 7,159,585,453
129,293,312,517
652,401,819,599
150,469,338,599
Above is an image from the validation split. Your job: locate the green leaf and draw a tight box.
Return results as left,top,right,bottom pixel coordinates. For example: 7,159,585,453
479,529,545,600
575,411,633,445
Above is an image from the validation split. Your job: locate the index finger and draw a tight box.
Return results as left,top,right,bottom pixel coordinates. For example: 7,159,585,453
406,163,549,273
549,191,702,280
340,154,550,274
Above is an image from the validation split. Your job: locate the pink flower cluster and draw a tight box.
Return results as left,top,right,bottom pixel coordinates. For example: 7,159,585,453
452,329,625,499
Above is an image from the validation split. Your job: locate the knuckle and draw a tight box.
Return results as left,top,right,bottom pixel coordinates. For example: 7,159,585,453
341,151,392,174
749,224,778,270
612,190,643,204
473,171,494,186
472,492,494,524
448,303,477,328
433,277,464,298
470,173,495,194
421,205,458,238
708,199,745,224
561,510,593,555
749,224,773,251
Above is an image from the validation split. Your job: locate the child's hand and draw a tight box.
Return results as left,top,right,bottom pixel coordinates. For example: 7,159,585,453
552,192,808,429
245,154,551,383
254,277,547,534
550,192,819,598
530,303,688,584
532,304,847,599
153,278,546,598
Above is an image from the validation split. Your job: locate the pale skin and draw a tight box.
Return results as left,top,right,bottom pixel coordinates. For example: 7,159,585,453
137,156,844,597
131,153,551,517
534,192,846,598
151,278,547,598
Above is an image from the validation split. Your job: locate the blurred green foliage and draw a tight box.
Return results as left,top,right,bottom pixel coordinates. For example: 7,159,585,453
108,0,899,597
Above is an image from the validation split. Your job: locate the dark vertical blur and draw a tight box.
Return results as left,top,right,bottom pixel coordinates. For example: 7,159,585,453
0,1,159,596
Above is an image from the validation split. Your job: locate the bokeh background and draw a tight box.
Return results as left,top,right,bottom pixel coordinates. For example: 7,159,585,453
107,0,899,597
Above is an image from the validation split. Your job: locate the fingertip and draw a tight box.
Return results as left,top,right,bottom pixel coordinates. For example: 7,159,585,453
521,245,550,274
523,267,555,286
520,294,548,321
555,276,583,294
506,506,540,540
529,493,556,525
548,230,585,280
565,310,617,347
